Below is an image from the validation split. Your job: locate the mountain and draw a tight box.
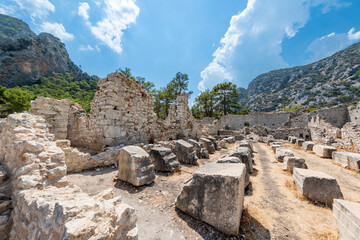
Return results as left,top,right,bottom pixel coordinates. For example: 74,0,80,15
0,14,81,87
240,41,360,112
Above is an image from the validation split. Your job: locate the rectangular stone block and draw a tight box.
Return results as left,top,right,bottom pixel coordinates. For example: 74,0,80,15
302,141,315,151
275,148,294,162
176,163,246,235
118,146,155,186
174,140,198,165
229,147,253,173
290,137,298,144
199,138,215,154
332,151,360,171
313,145,337,158
293,168,343,206
333,199,360,240
149,147,180,172
283,156,307,172
296,139,305,146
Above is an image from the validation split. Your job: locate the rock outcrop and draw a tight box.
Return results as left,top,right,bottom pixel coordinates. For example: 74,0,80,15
0,14,81,87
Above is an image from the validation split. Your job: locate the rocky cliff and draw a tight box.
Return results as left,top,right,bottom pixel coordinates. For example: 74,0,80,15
240,41,360,111
0,14,81,87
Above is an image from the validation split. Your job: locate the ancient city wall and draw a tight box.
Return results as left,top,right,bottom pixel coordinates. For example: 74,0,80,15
308,104,349,128
219,112,291,130
348,104,360,123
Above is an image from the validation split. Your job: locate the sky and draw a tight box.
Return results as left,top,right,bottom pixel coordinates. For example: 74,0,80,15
1,0,360,104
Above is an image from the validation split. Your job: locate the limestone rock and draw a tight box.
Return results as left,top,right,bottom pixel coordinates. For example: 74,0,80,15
149,147,180,172
176,163,246,235
271,144,282,153
290,137,298,144
302,141,315,151
118,146,155,187
173,140,198,165
219,139,227,148
332,151,360,171
199,138,215,154
293,168,343,206
229,147,253,173
333,199,360,240
283,156,307,172
275,148,295,162
313,145,337,158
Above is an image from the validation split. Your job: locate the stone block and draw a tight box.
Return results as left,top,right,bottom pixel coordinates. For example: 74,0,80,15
219,139,227,148
275,148,294,162
271,144,282,153
149,147,180,172
176,163,246,235
302,141,315,151
217,157,250,187
313,145,337,158
333,199,360,240
188,139,209,159
239,140,254,152
224,136,236,144
332,152,360,171
290,137,298,144
283,156,307,172
293,168,343,206
200,138,215,154
118,146,155,186
174,140,198,165
207,136,220,150
229,147,253,173
296,139,305,146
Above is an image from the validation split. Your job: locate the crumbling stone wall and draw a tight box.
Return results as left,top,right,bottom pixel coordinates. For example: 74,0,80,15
308,114,341,143
30,97,80,140
341,122,360,151
0,113,138,239
348,104,360,123
0,163,11,240
164,93,198,139
308,104,349,129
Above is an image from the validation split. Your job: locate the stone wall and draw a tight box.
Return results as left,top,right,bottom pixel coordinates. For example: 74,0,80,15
0,113,138,239
341,122,360,152
219,112,291,130
30,97,79,140
348,104,360,124
164,93,198,140
0,163,11,240
308,114,341,143
308,104,349,128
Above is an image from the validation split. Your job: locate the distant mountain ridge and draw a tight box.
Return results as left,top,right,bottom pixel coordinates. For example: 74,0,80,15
0,14,81,87
239,41,360,111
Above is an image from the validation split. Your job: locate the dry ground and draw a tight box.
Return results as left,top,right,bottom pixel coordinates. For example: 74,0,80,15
67,142,360,240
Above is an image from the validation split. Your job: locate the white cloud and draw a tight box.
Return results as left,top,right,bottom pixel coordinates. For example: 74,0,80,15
199,0,350,91
79,45,94,51
307,28,360,62
78,2,90,21
40,22,74,41
0,4,16,15
79,0,140,54
348,28,360,41
14,0,55,19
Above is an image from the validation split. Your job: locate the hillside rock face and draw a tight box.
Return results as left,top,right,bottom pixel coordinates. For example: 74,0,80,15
0,14,81,87
240,41,360,111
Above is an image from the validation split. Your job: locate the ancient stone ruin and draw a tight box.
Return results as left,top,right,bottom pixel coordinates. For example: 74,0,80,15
1,72,360,239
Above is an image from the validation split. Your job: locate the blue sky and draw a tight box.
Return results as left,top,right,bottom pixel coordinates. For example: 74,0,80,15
1,0,360,103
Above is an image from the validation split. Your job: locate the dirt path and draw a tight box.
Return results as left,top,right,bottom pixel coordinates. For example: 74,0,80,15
243,143,340,240
67,144,238,240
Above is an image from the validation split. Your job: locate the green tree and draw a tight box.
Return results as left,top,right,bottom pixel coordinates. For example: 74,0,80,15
169,72,193,97
1,87,34,113
191,89,215,119
212,82,240,116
